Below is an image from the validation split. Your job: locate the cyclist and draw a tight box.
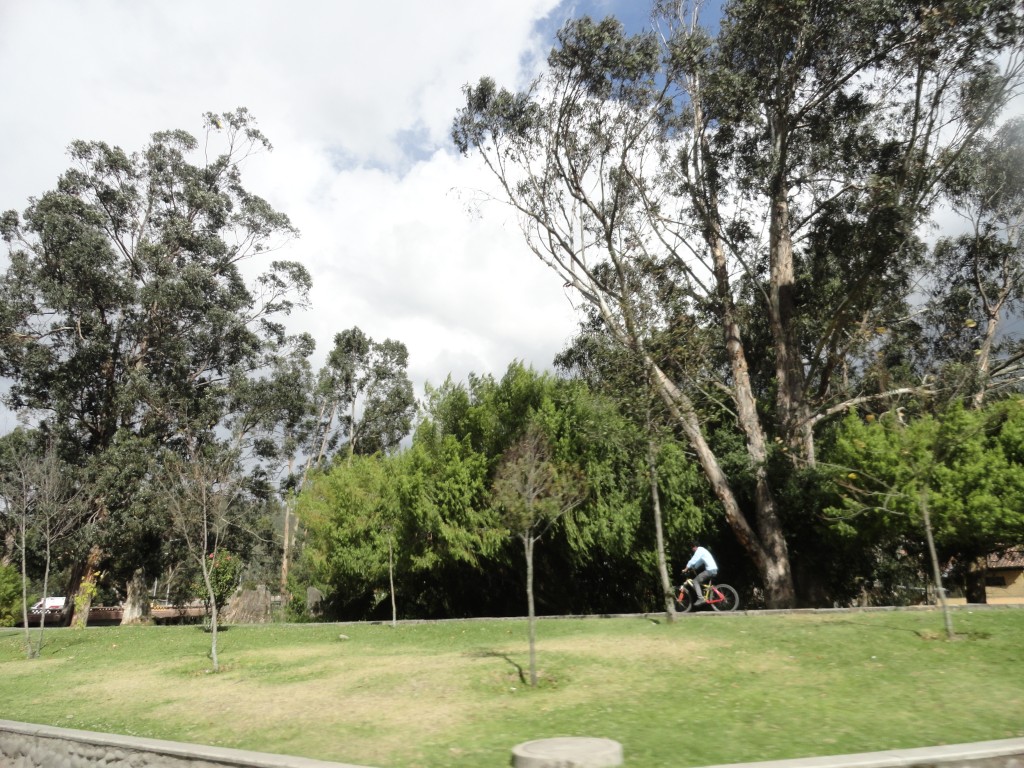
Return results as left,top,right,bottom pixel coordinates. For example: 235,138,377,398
683,542,718,607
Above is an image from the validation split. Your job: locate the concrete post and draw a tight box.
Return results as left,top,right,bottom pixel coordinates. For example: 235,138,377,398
511,737,623,768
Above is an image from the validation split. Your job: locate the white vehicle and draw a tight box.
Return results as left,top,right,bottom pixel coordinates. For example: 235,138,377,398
30,596,66,613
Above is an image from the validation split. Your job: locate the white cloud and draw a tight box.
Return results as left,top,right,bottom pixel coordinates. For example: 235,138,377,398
273,147,579,389
0,0,587,423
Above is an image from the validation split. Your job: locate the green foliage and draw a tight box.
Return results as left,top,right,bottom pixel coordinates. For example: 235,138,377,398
399,436,501,570
0,564,22,627
923,117,1024,405
825,400,1024,577
194,551,243,610
296,438,504,619
421,363,660,568
296,457,401,607
312,327,416,462
291,361,706,618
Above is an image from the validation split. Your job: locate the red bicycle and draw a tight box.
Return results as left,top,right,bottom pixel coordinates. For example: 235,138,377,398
675,577,739,612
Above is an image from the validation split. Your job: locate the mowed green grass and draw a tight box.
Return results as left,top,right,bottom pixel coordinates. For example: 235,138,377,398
1,609,1022,768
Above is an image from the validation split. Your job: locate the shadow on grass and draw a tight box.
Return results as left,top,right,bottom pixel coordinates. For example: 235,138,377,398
198,624,232,633
832,619,991,641
467,649,527,685
833,618,928,634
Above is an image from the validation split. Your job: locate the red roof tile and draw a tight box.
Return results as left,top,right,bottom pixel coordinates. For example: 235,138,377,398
987,548,1024,569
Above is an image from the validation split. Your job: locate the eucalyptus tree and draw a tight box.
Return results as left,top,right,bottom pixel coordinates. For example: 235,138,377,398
296,327,416,471
275,327,414,597
0,108,310,619
924,118,1024,407
225,331,318,591
453,1,1024,606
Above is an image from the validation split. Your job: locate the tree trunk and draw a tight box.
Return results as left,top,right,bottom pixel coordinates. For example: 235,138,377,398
280,454,295,594
921,492,955,640
388,536,397,628
973,301,1004,409
2,529,15,568
69,545,104,629
647,440,675,621
121,568,152,625
202,559,220,672
523,534,538,687
280,501,291,594
765,178,819,467
648,362,796,607
964,556,988,604
667,124,797,608
18,516,33,657
210,600,220,672
221,586,273,624
348,398,358,463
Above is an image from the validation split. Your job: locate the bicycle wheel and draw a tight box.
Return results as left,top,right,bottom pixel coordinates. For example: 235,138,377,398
675,587,693,613
710,583,739,612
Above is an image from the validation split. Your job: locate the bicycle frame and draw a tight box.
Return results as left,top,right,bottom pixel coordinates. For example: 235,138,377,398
704,584,729,605
680,579,726,605
684,581,716,606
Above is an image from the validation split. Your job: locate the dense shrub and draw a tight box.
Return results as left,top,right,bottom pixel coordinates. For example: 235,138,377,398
0,564,23,627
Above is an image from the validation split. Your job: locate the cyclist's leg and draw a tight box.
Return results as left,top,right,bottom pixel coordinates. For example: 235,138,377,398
693,570,712,604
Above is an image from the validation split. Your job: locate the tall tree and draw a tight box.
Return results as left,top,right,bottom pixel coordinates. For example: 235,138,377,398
924,118,1024,406
453,1,1024,606
491,424,586,686
308,327,417,464
225,331,318,592
277,327,414,598
0,108,310,618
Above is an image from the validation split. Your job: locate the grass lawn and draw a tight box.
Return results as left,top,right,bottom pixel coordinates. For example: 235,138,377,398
1,608,1022,768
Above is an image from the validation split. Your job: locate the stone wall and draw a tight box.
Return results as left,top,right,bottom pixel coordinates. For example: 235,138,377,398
0,719,372,768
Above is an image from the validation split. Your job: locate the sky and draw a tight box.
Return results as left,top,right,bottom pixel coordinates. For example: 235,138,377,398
0,0,672,433
8,2,1013,439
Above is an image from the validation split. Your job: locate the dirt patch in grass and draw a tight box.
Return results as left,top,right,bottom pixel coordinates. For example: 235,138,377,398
65,630,708,763
75,646,494,765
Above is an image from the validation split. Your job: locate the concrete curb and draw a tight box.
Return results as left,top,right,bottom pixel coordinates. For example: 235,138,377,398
698,738,1024,768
